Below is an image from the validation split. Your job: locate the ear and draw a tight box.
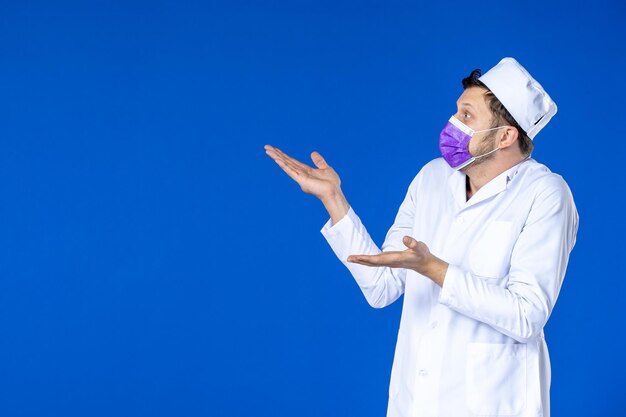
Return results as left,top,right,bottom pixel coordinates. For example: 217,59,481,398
498,126,519,149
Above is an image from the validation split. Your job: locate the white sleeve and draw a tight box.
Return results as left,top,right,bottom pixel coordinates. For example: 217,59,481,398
438,177,579,343
320,180,417,308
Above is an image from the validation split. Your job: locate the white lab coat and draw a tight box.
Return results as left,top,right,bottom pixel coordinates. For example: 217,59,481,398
320,157,578,417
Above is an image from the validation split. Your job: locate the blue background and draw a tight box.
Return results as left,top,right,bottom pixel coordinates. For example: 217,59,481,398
1,1,624,416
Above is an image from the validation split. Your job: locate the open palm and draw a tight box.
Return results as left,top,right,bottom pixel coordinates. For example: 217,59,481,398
264,145,341,200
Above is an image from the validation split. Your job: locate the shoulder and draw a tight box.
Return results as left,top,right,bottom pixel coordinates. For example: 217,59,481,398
409,157,452,187
516,160,577,222
421,157,452,175
518,159,574,201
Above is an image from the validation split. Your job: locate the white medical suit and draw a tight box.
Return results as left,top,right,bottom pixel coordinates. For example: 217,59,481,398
320,157,578,417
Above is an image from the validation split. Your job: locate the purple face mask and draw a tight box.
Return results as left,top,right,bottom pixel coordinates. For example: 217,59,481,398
439,116,505,170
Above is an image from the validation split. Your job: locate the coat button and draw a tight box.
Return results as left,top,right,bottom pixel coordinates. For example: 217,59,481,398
456,216,464,224
418,369,429,377
430,321,438,329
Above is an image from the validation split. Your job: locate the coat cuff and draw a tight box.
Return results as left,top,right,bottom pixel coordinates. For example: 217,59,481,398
438,264,464,308
320,207,361,261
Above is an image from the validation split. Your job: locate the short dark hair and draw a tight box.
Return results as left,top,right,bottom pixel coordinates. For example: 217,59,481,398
462,69,533,156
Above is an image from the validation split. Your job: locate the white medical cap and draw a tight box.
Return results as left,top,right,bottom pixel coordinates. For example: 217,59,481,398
478,57,557,139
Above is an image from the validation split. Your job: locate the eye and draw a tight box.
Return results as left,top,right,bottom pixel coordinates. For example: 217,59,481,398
463,111,471,120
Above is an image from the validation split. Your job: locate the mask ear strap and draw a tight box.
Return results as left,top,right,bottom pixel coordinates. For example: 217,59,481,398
473,145,500,160
474,125,508,134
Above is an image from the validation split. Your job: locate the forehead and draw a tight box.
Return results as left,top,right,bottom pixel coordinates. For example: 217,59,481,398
456,87,491,115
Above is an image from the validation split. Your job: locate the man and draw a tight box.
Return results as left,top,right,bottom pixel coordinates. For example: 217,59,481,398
264,57,578,417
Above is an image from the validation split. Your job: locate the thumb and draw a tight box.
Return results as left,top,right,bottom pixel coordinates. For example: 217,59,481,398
311,151,329,169
403,235,418,250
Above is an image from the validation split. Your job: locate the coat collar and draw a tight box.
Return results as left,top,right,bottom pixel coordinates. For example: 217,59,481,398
447,158,530,211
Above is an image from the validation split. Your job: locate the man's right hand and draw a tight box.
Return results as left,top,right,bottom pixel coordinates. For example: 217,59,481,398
264,144,350,225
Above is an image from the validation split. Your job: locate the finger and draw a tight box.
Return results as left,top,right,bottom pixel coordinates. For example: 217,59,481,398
266,148,304,175
265,145,290,162
347,255,379,267
311,151,329,169
266,145,288,160
273,147,312,171
403,236,418,249
348,253,401,266
277,154,308,177
347,255,370,263
350,260,377,267
265,145,280,159
273,157,303,182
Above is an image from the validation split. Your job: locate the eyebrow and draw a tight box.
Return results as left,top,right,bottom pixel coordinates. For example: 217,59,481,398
458,102,476,110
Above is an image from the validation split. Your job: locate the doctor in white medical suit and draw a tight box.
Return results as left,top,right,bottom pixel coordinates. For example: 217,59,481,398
265,57,578,417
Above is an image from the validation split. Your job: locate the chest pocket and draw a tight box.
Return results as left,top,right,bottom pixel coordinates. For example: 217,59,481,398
469,221,515,280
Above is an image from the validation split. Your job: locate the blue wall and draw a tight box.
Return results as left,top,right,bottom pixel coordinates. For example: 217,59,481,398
0,1,624,415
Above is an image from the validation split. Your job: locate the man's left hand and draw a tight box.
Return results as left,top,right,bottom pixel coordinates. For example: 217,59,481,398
347,236,449,287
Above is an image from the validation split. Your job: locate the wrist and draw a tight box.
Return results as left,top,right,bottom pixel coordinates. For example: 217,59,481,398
320,186,343,204
321,188,350,225
418,256,448,287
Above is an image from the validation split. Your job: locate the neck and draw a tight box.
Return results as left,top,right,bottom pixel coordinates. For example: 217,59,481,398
464,154,527,199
